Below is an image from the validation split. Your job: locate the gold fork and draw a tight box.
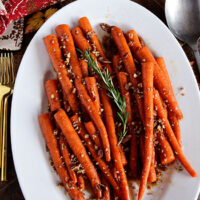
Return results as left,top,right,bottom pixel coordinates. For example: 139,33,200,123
0,53,11,171
0,53,14,181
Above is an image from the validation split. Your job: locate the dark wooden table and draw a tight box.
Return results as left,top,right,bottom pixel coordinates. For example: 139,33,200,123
0,0,199,199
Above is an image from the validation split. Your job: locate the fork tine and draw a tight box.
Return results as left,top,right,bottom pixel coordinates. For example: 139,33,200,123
6,53,11,84
4,53,8,84
7,53,10,84
0,53,3,84
2,53,6,84
4,53,10,85
10,53,15,83
3,53,7,85
0,53,15,85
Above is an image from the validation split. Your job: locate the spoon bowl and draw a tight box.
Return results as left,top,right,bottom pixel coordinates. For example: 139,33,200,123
165,0,200,70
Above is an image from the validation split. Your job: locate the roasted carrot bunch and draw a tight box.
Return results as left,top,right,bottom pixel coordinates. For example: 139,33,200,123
38,17,196,200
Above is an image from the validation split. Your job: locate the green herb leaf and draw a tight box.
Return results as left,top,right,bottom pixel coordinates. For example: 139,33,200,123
78,49,129,144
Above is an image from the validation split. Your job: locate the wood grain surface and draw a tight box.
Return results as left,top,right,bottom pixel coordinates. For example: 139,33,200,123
0,0,199,199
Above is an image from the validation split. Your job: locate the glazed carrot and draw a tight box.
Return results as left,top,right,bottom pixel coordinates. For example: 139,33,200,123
71,27,104,74
80,59,89,77
160,95,168,117
156,57,182,145
112,54,122,74
155,57,172,90
111,27,138,86
134,95,144,125
45,79,61,112
147,145,157,183
117,72,133,124
78,17,104,57
55,24,83,79
57,68,79,113
71,27,103,72
156,130,175,165
43,34,64,72
62,91,76,114
110,26,144,122
43,35,79,113
113,167,118,182
38,113,84,200
139,135,157,183
153,89,197,177
85,77,101,115
75,79,111,162
128,125,138,177
100,88,130,200
79,17,113,74
71,27,92,52
156,57,177,113
101,175,111,200
57,67,79,113
116,126,127,166
139,36,145,47
70,115,119,191
54,109,102,198
84,121,102,148
156,57,178,119
59,135,77,184
138,62,154,200
116,71,137,173
119,144,127,166
125,30,142,53
77,174,85,191
135,46,183,120
168,113,181,145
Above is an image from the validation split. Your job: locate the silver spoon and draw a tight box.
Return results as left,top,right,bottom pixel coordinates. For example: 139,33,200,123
165,0,200,71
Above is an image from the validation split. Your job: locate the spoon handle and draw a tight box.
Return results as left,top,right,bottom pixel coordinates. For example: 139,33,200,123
191,43,200,73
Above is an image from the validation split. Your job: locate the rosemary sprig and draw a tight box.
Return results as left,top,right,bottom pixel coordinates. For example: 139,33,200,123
78,49,129,144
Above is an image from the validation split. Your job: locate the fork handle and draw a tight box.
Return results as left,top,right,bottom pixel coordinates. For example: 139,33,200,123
1,94,9,181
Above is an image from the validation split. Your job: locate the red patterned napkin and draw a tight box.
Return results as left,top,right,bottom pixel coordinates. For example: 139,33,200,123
0,0,61,35
0,18,24,50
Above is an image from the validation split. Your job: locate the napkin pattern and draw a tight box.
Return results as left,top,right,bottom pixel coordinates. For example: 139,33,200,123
0,18,23,50
0,0,61,35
